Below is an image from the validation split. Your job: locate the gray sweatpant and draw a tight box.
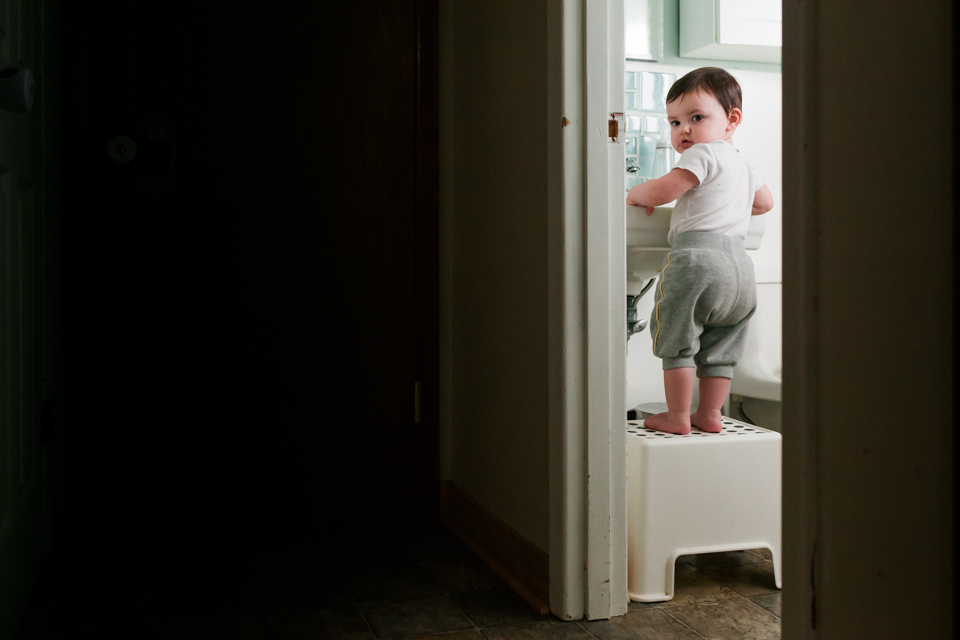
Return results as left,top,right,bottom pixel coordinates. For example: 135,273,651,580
650,231,757,379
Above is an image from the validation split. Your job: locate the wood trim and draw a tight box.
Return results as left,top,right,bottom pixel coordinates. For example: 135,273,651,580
440,481,550,614
781,0,819,637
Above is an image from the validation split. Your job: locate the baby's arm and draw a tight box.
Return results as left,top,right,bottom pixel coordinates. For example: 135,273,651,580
626,168,699,215
752,183,774,215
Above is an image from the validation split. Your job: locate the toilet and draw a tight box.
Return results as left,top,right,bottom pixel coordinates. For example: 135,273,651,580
729,267,782,428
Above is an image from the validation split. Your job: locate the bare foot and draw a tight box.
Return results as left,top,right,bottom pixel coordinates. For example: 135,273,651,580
644,412,691,435
690,410,723,433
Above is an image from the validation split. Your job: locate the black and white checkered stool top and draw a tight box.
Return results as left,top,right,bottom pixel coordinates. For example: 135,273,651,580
626,417,778,440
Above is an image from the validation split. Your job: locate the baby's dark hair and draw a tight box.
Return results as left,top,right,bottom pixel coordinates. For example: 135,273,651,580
665,67,742,114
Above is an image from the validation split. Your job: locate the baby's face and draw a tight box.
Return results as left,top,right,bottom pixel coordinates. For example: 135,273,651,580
666,91,741,153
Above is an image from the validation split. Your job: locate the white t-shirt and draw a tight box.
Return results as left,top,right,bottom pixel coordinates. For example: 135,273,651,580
668,139,764,244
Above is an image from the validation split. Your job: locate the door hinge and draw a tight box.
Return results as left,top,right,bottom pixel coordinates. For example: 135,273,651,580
414,381,421,424
608,113,625,143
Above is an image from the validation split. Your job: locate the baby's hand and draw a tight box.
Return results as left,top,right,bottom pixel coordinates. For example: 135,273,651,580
628,199,654,215
626,185,656,215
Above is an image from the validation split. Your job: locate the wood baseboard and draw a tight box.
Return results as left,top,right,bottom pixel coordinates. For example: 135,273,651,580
439,481,549,614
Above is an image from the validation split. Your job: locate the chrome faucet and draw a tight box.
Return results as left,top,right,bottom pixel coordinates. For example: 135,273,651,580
627,278,657,339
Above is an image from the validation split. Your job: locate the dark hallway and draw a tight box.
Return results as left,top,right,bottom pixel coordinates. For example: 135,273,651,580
6,0,439,635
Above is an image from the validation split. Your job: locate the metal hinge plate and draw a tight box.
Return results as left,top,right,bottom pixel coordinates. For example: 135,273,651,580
609,113,625,142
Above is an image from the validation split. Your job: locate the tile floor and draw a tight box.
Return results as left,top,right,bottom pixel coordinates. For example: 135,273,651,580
15,520,781,639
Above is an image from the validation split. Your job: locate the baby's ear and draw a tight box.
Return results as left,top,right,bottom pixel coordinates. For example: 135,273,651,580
726,107,743,129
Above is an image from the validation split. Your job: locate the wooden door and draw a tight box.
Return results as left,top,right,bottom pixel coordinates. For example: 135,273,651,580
0,0,44,635
60,0,439,568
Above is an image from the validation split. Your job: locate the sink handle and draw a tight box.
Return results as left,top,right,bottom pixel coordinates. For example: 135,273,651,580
631,318,648,335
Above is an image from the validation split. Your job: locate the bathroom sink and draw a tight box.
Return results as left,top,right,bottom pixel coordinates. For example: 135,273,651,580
626,204,674,292
625,203,766,295
626,203,674,250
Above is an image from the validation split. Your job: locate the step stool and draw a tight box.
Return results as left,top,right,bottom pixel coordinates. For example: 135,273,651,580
626,416,782,602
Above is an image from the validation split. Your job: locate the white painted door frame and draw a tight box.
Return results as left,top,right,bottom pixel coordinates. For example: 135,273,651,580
547,0,629,621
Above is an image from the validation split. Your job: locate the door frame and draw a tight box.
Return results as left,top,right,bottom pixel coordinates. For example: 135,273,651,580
547,0,629,621
780,1,817,635
0,0,49,635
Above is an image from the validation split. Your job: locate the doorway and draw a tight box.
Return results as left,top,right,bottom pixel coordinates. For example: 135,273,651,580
57,0,440,569
546,0,786,621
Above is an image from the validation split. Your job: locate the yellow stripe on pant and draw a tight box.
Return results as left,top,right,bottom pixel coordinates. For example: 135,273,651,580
653,252,671,356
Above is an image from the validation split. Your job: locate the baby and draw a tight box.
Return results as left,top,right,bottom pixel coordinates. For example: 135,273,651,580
626,67,773,435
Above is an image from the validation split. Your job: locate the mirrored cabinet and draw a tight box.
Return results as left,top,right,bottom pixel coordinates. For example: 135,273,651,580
680,0,782,63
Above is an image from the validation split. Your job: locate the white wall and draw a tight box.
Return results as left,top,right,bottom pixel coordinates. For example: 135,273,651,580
440,0,551,552
624,62,782,411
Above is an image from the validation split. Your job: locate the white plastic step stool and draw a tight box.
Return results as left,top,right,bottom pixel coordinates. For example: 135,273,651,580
626,416,782,602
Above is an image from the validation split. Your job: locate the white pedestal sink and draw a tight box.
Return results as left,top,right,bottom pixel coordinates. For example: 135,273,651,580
626,204,672,295
625,202,765,295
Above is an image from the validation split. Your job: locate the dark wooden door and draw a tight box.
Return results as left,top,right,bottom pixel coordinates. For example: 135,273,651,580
61,0,438,564
0,1,44,633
